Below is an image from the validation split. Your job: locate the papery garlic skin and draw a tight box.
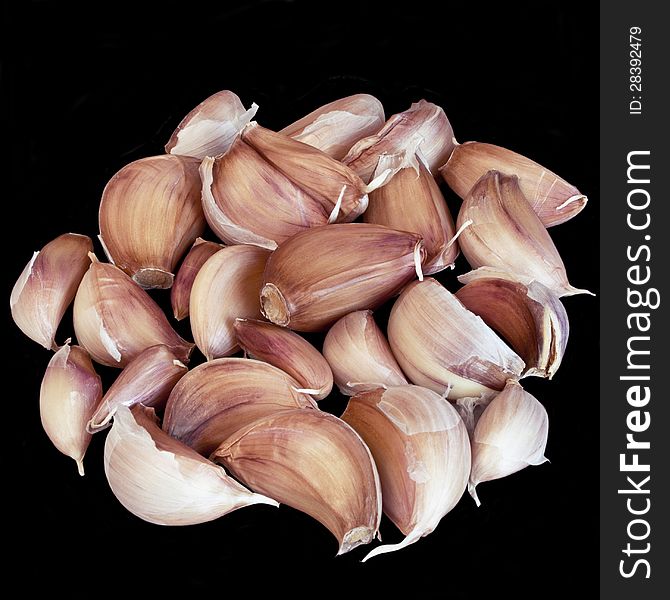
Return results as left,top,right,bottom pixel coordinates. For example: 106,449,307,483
323,310,407,395
280,94,385,160
388,278,525,399
456,275,569,379
163,358,317,455
11,233,93,350
88,345,188,433
343,99,455,183
342,385,471,560
456,171,590,297
40,343,102,475
190,245,270,360
98,154,205,289
260,223,424,332
165,90,258,159
212,409,382,555
469,380,549,506
364,158,458,274
440,141,587,227
104,405,277,526
170,238,223,321
73,255,193,368
234,319,333,400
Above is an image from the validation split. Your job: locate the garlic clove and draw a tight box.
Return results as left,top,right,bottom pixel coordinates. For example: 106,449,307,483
163,357,317,456
98,155,206,289
73,254,194,368
39,342,102,475
241,122,370,223
170,238,223,321
364,156,459,274
88,345,188,433
388,278,525,399
323,310,407,396
104,404,277,526
456,170,591,297
280,94,385,160
343,99,455,183
200,140,331,250
234,319,333,400
11,233,93,350
190,245,270,360
456,274,569,379
211,408,382,555
260,223,425,332
440,141,587,227
165,90,258,159
469,380,549,506
341,385,471,560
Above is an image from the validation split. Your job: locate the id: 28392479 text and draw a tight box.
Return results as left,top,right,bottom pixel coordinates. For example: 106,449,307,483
629,27,643,115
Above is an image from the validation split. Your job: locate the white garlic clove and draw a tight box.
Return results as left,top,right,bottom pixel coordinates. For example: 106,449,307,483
364,156,459,274
260,223,424,332
234,319,333,400
73,254,193,368
98,155,205,289
323,310,407,396
440,141,587,227
189,245,270,360
456,170,592,297
170,238,223,321
165,90,258,159
211,408,382,555
163,358,317,456
342,385,471,560
11,233,93,350
388,278,525,399
456,274,569,379
39,342,102,475
343,99,456,183
280,93,385,160
469,380,549,506
88,344,188,433
104,405,277,526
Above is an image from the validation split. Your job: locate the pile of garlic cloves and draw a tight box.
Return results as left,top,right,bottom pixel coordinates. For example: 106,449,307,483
12,89,590,560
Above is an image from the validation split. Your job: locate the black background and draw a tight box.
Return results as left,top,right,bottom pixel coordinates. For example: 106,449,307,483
5,0,598,595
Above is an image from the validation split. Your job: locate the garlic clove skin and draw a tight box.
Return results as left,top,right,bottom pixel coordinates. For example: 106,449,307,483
73,254,194,368
364,157,458,274
98,155,206,290
456,171,591,297
341,385,471,560
200,141,331,250
343,99,455,183
280,94,385,160
260,223,425,332
11,233,93,350
211,408,382,555
456,274,569,379
165,90,258,159
39,342,102,475
170,238,223,321
469,380,549,506
190,245,270,360
234,319,333,400
454,395,492,437
242,122,370,223
163,357,317,456
440,141,587,227
104,405,277,526
323,310,407,396
388,278,525,399
88,345,188,433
